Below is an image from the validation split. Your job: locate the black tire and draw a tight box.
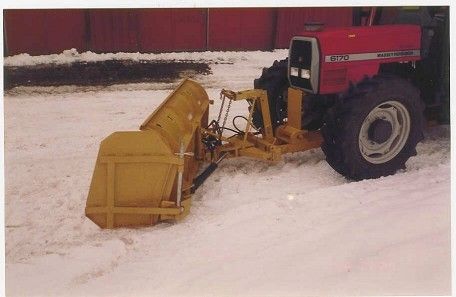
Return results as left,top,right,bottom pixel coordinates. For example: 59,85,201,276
252,59,325,131
321,75,425,180
252,59,289,130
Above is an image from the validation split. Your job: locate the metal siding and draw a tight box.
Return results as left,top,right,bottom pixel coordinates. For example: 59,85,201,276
43,10,86,53
89,9,139,53
172,9,206,51
138,9,172,52
4,9,85,55
5,8,355,55
4,10,46,55
275,8,353,48
138,9,206,52
208,8,275,50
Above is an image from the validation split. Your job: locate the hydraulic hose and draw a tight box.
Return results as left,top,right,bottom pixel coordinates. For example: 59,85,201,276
191,152,228,193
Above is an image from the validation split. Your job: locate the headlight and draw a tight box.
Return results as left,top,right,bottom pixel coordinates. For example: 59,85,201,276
290,67,299,77
290,67,311,79
300,69,311,79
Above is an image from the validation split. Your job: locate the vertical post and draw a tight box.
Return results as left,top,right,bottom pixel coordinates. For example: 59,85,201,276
242,99,256,148
206,8,210,50
259,91,274,141
287,87,303,130
367,7,377,26
176,141,184,208
106,162,115,228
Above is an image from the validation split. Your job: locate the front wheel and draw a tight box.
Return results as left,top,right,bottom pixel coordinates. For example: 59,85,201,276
321,75,424,180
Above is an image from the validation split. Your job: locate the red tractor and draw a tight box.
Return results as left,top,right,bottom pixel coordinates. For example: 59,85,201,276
253,6,449,180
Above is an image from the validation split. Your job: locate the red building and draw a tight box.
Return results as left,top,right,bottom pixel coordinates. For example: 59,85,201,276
4,8,353,56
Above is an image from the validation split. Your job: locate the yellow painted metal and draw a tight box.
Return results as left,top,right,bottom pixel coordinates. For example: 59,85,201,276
160,197,192,221
242,99,256,149
220,89,274,141
258,93,274,141
275,128,323,153
86,80,325,230
86,79,209,228
275,88,322,151
287,87,303,130
213,87,322,162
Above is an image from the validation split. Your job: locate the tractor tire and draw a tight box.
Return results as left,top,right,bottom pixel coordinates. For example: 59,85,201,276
252,59,289,130
321,75,425,180
252,58,325,131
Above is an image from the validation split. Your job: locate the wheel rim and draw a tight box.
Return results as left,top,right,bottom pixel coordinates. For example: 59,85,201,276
358,100,411,164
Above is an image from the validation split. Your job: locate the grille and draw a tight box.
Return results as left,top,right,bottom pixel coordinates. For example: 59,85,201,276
289,39,313,91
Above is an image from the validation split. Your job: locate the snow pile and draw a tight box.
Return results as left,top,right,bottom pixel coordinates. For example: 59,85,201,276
4,51,451,296
5,48,289,67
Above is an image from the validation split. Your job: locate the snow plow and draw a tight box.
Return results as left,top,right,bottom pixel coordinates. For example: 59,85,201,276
85,79,322,228
86,79,209,228
86,7,448,229
85,78,322,228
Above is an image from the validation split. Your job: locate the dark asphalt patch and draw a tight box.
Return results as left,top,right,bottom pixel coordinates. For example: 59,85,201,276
4,60,212,90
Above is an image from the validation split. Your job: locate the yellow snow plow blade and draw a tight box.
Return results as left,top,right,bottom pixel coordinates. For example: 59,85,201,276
85,79,209,228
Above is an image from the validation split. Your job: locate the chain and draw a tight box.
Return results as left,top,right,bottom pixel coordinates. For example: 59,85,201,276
216,91,226,124
216,91,233,138
221,98,233,130
213,90,234,139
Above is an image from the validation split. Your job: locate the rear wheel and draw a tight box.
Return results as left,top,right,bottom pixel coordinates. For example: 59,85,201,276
321,75,424,180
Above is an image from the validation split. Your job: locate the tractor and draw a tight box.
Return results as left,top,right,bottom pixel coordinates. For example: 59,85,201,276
85,6,449,228
252,6,449,180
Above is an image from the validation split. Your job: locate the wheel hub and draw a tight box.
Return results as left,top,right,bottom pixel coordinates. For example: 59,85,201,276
358,100,411,164
368,119,392,144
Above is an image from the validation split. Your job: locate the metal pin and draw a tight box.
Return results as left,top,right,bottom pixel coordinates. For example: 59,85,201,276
176,141,184,208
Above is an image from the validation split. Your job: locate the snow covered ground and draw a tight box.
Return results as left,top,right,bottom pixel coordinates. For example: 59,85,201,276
4,50,451,296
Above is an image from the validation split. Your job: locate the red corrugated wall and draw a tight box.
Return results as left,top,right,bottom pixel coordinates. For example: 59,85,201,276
4,8,353,55
138,9,207,52
89,9,139,53
207,8,276,50
4,9,86,55
275,8,353,48
89,9,207,53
